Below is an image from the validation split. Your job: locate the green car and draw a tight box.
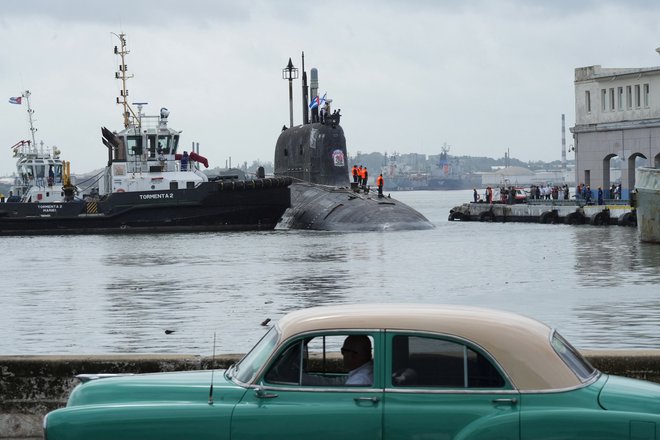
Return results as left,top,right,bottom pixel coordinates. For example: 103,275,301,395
44,304,660,440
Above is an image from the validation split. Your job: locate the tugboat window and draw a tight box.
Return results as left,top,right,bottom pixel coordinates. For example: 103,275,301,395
172,135,179,153
127,136,143,155
157,136,171,154
147,135,157,158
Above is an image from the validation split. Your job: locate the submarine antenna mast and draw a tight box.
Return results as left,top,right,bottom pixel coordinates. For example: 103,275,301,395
112,32,139,129
301,52,309,125
282,57,298,128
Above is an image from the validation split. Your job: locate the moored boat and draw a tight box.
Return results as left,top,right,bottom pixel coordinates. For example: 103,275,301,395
0,34,291,236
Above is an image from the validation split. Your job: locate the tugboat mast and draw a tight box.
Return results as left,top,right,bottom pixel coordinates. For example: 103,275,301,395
112,32,139,129
23,90,38,153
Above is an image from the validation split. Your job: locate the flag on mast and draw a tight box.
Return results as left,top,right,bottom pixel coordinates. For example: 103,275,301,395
9,96,22,105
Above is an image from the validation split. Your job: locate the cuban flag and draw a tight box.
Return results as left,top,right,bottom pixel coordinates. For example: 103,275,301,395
9,96,22,105
309,95,320,110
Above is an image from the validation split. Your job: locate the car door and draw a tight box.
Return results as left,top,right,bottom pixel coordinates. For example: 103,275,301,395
231,332,384,440
383,332,520,440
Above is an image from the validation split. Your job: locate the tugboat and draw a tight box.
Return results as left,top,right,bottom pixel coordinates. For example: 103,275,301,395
274,54,433,231
0,34,292,236
5,90,77,205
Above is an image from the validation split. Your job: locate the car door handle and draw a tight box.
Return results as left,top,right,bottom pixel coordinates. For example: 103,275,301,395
492,398,518,405
354,396,380,403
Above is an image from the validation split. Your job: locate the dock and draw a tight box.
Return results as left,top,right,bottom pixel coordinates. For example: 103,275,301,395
449,199,636,226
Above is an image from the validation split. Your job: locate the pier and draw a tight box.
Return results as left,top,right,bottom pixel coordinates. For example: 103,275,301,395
449,199,636,226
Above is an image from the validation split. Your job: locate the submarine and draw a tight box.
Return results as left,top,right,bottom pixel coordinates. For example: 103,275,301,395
274,55,434,231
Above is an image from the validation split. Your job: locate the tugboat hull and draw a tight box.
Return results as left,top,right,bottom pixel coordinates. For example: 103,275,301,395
0,179,291,235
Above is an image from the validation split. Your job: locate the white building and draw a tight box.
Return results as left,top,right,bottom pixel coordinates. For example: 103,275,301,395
571,64,660,199
480,166,574,187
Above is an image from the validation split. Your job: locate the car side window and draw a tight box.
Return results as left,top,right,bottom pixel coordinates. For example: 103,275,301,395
391,335,505,388
263,334,375,387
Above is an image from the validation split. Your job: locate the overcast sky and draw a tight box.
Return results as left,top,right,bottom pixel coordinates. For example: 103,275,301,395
2,0,660,175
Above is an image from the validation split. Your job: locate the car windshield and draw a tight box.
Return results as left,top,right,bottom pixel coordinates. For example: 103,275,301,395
232,327,279,384
551,330,597,382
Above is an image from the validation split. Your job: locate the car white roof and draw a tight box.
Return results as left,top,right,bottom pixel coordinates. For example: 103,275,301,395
277,304,587,391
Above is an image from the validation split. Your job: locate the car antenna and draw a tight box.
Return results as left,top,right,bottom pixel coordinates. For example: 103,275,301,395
208,332,216,406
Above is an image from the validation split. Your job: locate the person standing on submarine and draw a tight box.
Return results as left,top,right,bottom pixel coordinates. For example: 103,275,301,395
377,173,384,197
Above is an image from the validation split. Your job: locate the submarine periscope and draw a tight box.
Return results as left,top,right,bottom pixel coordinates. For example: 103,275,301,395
274,54,434,231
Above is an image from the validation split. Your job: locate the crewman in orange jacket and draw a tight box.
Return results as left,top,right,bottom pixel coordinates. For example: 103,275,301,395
357,165,363,185
361,167,368,189
376,173,384,197
352,165,358,183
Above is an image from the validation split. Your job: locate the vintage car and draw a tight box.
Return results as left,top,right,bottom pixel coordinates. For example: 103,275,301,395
44,304,660,440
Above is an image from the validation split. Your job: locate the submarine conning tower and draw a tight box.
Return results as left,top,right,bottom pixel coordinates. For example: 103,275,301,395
274,119,349,187
274,56,349,187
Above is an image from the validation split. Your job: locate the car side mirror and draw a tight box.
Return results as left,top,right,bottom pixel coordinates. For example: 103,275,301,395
255,386,279,399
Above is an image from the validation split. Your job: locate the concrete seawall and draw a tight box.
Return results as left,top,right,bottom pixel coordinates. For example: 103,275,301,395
2,351,660,439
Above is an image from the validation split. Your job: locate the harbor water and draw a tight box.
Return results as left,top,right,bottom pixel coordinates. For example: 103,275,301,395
1,189,659,356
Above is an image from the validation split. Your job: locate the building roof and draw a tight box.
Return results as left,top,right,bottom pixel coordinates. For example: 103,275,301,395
495,166,534,176
276,304,587,391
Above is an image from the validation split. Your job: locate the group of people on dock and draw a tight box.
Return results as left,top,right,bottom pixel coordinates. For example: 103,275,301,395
470,182,625,206
528,184,570,201
576,183,621,205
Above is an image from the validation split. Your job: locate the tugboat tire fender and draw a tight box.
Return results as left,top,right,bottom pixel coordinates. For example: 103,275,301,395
539,211,557,224
618,212,637,227
565,211,585,225
590,210,609,226
479,211,494,222
448,211,465,221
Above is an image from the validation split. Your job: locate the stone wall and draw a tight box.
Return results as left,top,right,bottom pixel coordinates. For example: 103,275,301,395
1,351,659,439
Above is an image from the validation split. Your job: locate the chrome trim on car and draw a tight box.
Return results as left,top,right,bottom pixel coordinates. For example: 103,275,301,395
517,372,602,394
42,413,48,440
252,383,384,394
384,387,519,395
75,373,134,383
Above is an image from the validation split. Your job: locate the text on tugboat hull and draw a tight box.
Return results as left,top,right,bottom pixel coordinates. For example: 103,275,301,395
139,193,175,200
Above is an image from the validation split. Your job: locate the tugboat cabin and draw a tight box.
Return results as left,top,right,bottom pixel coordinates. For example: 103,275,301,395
11,140,67,202
100,105,208,195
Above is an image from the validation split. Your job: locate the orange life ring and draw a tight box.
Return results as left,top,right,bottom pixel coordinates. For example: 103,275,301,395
116,188,125,193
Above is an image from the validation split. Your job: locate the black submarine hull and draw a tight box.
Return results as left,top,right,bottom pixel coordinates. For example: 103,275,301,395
0,178,292,235
277,182,434,231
